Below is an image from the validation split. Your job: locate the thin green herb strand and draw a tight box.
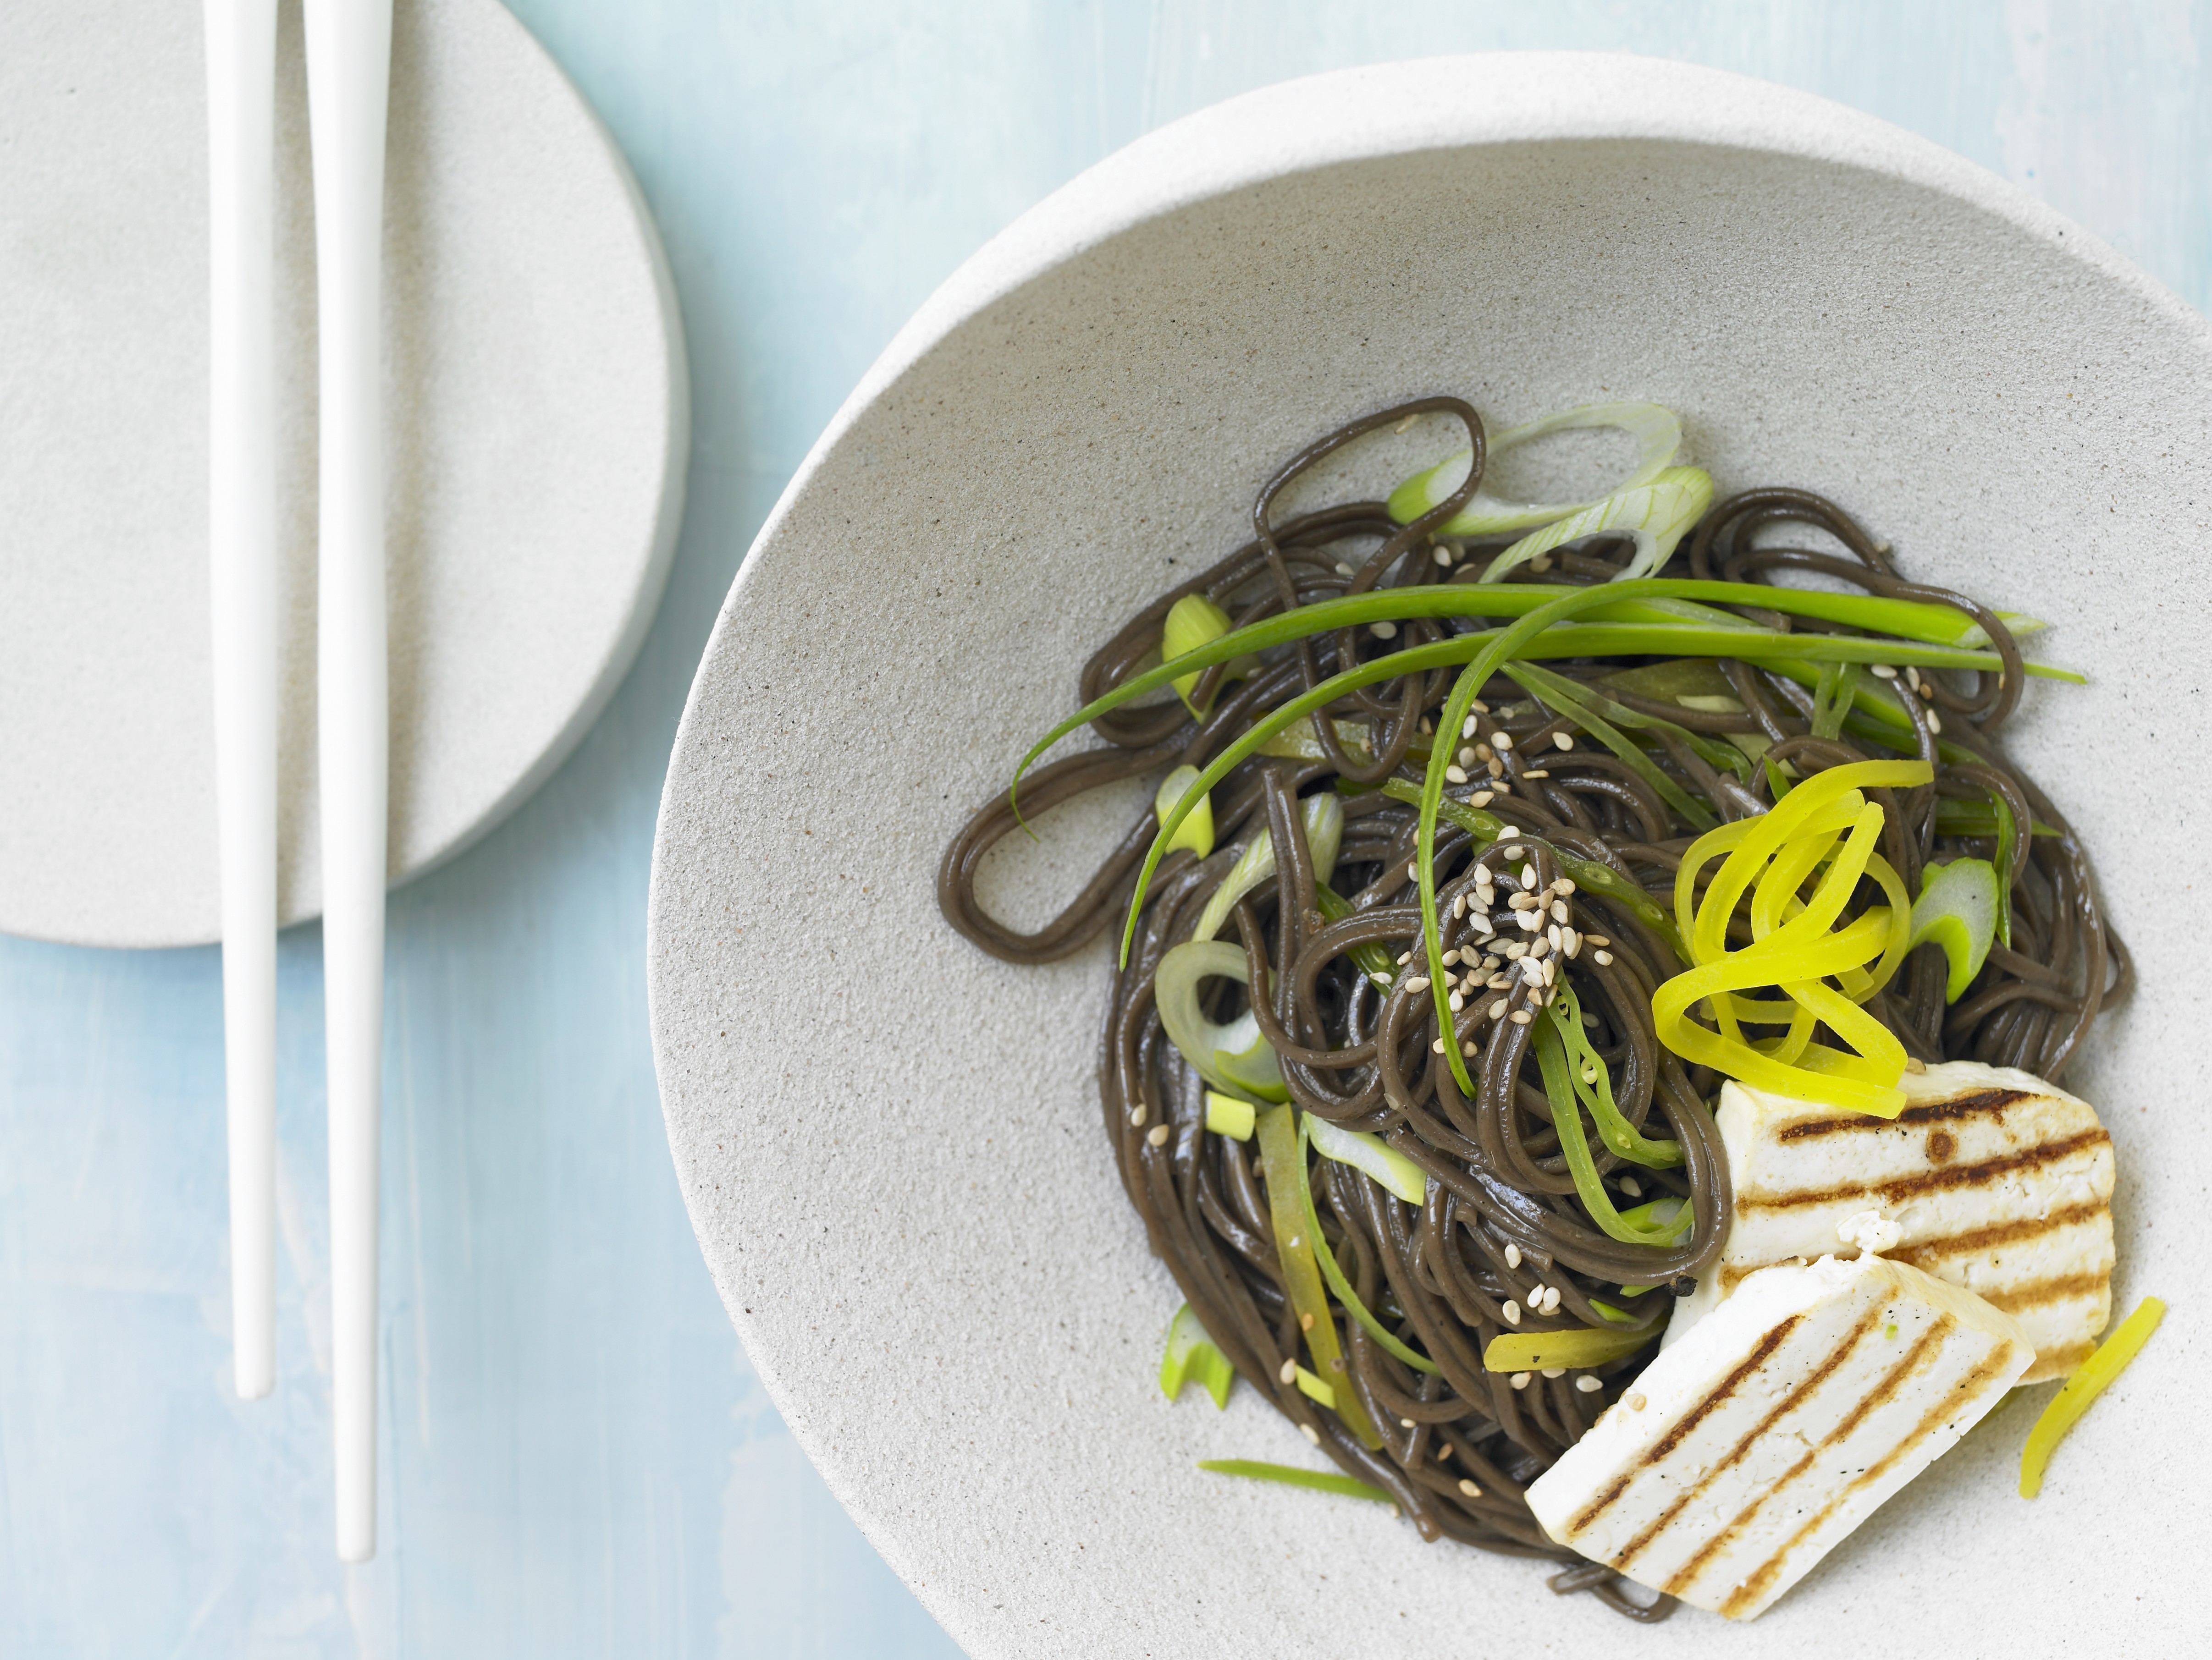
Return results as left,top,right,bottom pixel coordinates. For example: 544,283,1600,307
1502,663,1720,831
1508,659,1749,779
1545,981,1682,1168
1293,1114,1440,1375
1196,1459,1393,1505
1531,1010,1693,1248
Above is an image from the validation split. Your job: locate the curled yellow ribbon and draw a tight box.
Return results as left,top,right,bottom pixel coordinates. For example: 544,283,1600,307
1652,758,1933,1118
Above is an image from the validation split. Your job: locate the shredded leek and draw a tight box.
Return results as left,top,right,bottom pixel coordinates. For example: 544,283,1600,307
1307,1116,1429,1205
1293,1365,1337,1407
1154,941,1288,1102
2019,1296,2166,1498
1192,794,1343,943
1386,401,1683,534
1203,1090,1257,1141
1153,764,1214,859
1480,468,1714,583
1159,1303,1236,1408
1255,1107,1384,1449
1291,1115,1440,1376
1161,594,1241,715
1197,1458,1392,1506
1909,858,2000,1001
1484,1324,1659,1372
1650,759,1931,1118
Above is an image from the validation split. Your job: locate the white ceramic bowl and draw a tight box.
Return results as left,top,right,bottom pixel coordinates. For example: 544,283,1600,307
650,54,2207,1657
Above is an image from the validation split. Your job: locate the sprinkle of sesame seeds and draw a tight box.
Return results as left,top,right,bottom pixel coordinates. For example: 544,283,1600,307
1448,991,1465,1012
1557,878,1577,895
1619,1175,1642,1197
1594,950,1614,966
1494,731,1513,750
1516,911,1539,933
1451,895,1467,919
1302,1423,1321,1446
1486,973,1510,990
1280,1358,1298,1384
1510,1009,1534,1025
1927,709,1943,733
1545,924,1561,950
1507,891,1535,911
1505,1242,1522,1269
1871,664,1898,680
1403,976,1430,995
1461,1039,1478,1057
1575,1375,1602,1393
1397,951,1412,965
1551,899,1569,923
1563,930,1580,958
1510,1372,1531,1390
1468,912,1494,937
1488,999,1507,1021
1131,1105,1147,1127
1519,959,1545,986
1627,1392,1647,1411
1504,941,1527,960
1544,1286,1563,1312
1445,764,1469,785
1432,545,1452,567
1555,732,1575,751
1542,1366,1564,1379
1459,1479,1482,1498
1147,1125,1169,1148
1502,1300,1522,1326
1461,715,1479,740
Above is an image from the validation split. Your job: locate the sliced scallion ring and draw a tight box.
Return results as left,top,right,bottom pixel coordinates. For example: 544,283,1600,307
1155,941,1287,1102
1909,857,2000,1001
1307,1116,1428,1205
1480,467,1714,583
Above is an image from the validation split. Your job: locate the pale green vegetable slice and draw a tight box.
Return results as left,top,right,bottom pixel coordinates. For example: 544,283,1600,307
1154,941,1288,1102
1478,467,1715,583
1386,401,1683,534
1909,857,2001,1001
1203,1091,1256,1141
1192,793,1343,943
1153,764,1214,859
1159,1303,1235,1408
1307,1116,1428,1205
1162,594,1239,715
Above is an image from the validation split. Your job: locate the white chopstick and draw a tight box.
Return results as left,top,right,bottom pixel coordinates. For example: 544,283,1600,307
204,0,279,1406
303,0,393,1563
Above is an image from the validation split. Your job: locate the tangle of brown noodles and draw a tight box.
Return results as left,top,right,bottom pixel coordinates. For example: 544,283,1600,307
936,401,2128,1622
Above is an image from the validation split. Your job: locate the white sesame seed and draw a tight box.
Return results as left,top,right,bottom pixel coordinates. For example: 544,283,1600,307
1529,1282,1546,1302
1575,1375,1602,1393
1456,746,1477,768
1507,891,1535,911
1472,700,1490,714
1528,936,1550,959
1371,621,1398,639
1499,827,1522,841
1401,1416,1417,1429
1336,561,1356,576
1585,935,1610,948
1461,1039,1478,1057
1504,941,1527,960
1302,1423,1321,1446
1502,1300,1522,1326
1475,743,1494,763
1468,913,1494,937
1459,1478,1482,1498
1563,930,1581,958
1530,554,1553,573
1510,1009,1534,1026
1927,709,1943,733
1403,976,1430,995
1546,924,1561,949
1433,546,1453,567
1551,900,1569,923
1280,1358,1298,1384
1288,1236,1301,1249
1451,895,1467,918
1147,1125,1169,1148
1542,1367,1565,1379
1487,973,1510,990
1517,911,1540,933
1594,950,1614,966
1542,957,1558,986
1445,764,1469,785
1396,951,1411,965
1448,991,1465,1012
1488,999,1507,1021
1510,1372,1531,1390
1520,959,1545,985
1407,862,1420,882
1432,1039,1447,1054
1543,1287,1562,1312
1494,731,1513,750
1906,665,1923,693
1619,1176,1642,1197
1489,779,1510,794
1461,715,1479,740
1627,1392,1647,1411
1871,664,1898,680
1557,878,1577,895
1441,949,1461,967
1131,1105,1147,1127
1555,732,1575,751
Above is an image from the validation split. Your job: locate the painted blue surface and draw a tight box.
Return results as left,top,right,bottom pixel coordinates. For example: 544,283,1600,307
3,3,2204,1654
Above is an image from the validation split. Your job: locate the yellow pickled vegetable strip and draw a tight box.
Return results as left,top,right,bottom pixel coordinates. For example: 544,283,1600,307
1653,759,1931,1117
1484,1325,1658,1372
1255,1106,1384,1450
2019,1296,2166,1498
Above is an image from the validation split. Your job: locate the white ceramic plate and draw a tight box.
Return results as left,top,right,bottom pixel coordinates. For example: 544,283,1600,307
650,55,2206,1657
0,0,684,947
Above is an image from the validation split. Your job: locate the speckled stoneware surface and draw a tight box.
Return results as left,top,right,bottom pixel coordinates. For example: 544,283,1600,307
0,0,685,947
651,54,2205,1657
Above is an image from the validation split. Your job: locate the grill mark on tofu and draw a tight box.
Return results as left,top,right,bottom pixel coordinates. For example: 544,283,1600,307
1772,1088,2030,1142
1672,1317,1954,1607
1736,1128,2111,1212
1887,1199,2107,1267
1980,1270,2109,1315
1566,1316,1801,1537
1716,1339,2019,1619
1610,1308,1883,1573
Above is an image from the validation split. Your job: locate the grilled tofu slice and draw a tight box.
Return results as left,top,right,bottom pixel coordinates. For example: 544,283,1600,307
1528,1254,2033,1620
1665,1061,2113,1382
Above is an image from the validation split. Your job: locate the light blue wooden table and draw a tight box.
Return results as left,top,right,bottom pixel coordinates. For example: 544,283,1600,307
4,4,2201,1654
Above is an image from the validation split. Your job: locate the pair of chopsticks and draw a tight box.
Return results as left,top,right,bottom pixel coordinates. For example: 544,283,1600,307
204,0,392,1563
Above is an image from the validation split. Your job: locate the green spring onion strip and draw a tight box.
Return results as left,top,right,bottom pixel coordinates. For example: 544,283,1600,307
1511,660,1748,779
1310,885,1398,988
1378,780,1688,964
1196,1458,1393,1506
1292,1113,1440,1376
1160,1303,1236,1408
1256,1107,1385,1448
1533,996,1697,1248
1503,663,1721,830
1909,858,2001,1001
1293,1365,1337,1407
1539,981,1683,1169
1193,794,1343,943
1811,661,1864,742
